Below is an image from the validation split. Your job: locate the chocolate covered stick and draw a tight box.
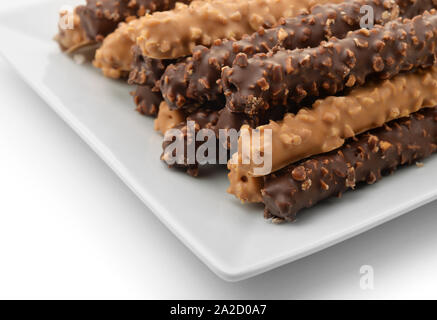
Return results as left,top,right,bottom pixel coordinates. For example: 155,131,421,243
262,108,437,222
129,46,176,86
228,67,437,203
129,46,180,116
77,0,191,42
93,20,138,78
129,46,177,116
136,0,346,60
154,102,186,135
55,8,95,55
161,108,220,176
398,0,437,18
160,0,400,111
94,0,345,79
92,1,190,78
131,85,164,116
222,10,437,117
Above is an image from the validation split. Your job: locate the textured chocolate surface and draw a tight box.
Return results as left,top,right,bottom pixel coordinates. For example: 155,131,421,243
136,0,344,59
398,0,437,18
227,67,437,203
129,46,177,116
222,10,437,117
262,108,437,222
160,0,399,111
77,0,189,41
56,8,94,54
161,109,220,176
132,85,163,117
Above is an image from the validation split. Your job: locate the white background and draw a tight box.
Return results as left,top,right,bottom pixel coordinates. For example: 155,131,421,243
1,0,437,299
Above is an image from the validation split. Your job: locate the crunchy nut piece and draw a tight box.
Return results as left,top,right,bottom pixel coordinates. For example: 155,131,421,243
416,161,425,167
379,140,393,152
228,67,437,202
262,108,437,221
136,0,346,60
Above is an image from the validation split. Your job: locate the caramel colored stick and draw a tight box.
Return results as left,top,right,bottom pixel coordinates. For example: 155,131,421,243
93,20,135,78
160,0,399,111
136,0,345,60
92,1,188,78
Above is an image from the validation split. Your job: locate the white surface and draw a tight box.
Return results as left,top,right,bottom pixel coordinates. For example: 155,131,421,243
1,0,437,298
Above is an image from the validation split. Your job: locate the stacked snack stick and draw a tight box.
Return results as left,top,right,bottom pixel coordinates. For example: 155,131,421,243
56,0,188,58
77,0,191,42
94,0,343,79
161,5,437,175
262,108,437,222
161,108,221,176
131,0,367,119
221,11,437,118
160,0,400,111
227,67,437,203
159,0,435,113
56,8,93,54
135,0,344,60
55,1,437,223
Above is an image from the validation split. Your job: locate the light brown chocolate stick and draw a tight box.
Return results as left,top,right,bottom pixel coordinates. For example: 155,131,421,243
262,108,437,222
228,67,437,203
93,20,136,78
154,102,186,135
135,0,345,59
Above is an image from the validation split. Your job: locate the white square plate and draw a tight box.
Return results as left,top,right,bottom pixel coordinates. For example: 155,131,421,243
2,0,437,282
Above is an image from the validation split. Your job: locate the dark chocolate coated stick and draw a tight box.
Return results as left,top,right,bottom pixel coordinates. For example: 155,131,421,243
77,0,191,41
129,46,177,116
398,0,437,18
222,10,437,117
262,108,437,222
